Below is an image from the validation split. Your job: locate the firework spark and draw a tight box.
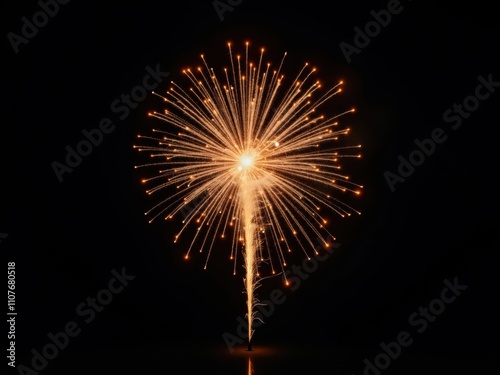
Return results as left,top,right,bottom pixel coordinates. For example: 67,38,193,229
134,42,362,348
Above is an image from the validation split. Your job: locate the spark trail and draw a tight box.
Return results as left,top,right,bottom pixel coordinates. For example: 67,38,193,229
241,176,258,348
134,42,362,349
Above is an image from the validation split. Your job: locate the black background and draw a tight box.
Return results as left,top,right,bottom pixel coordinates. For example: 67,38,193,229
2,1,499,374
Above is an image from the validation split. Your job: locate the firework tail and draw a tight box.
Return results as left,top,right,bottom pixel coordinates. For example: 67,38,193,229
241,176,258,350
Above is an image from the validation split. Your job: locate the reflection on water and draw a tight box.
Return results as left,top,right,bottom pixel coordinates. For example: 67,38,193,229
51,341,363,374
43,339,483,375
212,343,355,374
229,345,284,375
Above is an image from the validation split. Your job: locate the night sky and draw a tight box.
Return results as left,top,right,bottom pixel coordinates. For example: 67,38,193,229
2,1,500,374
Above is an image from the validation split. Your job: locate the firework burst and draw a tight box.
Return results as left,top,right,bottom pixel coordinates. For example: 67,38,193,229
134,42,362,348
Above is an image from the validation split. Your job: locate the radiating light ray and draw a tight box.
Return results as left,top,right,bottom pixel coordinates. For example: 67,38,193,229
134,42,362,348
